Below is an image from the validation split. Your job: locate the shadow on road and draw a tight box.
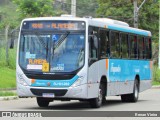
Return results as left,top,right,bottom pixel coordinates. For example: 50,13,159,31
24,99,148,110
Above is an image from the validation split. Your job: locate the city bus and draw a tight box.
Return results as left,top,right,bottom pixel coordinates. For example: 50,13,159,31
16,15,152,108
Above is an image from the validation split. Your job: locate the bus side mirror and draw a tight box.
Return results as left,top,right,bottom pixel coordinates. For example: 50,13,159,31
10,39,14,49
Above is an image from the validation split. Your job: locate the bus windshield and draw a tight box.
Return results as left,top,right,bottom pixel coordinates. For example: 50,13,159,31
19,31,85,73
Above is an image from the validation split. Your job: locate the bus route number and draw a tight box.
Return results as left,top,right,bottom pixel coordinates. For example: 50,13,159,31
32,23,43,29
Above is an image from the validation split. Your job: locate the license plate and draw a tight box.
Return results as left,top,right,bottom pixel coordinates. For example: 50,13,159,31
42,93,55,98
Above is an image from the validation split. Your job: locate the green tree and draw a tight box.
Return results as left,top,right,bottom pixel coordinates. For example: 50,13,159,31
13,0,55,18
97,0,158,29
76,0,98,17
0,0,19,29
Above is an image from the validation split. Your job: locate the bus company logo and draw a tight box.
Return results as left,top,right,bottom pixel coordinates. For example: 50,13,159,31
111,63,121,73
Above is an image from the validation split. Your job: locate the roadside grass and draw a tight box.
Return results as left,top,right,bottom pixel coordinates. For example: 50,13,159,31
0,47,16,89
0,91,17,96
0,48,16,69
0,48,6,67
0,67,16,89
152,66,160,85
152,81,160,86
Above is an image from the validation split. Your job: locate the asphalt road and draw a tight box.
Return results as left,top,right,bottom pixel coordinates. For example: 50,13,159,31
0,87,160,111
0,88,159,120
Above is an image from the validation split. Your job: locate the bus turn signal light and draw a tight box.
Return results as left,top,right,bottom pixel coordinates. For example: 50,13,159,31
31,79,35,84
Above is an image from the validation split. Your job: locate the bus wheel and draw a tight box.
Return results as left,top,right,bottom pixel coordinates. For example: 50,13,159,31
36,97,50,107
89,83,104,108
121,79,139,102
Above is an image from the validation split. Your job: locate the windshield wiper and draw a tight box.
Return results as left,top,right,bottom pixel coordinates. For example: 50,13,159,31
54,31,70,49
39,37,49,59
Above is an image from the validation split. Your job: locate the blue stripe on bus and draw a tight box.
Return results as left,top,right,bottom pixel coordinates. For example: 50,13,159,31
108,25,149,36
31,75,79,88
108,59,151,82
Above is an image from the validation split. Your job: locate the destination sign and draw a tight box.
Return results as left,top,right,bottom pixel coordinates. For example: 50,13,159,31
22,21,85,30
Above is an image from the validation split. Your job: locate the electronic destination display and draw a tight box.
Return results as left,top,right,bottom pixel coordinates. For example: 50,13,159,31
22,21,85,31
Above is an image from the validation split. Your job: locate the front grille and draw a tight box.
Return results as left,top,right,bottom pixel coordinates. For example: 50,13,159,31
26,73,75,80
30,88,67,96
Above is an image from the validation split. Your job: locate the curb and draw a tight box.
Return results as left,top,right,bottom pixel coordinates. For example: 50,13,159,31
151,85,160,89
0,96,18,101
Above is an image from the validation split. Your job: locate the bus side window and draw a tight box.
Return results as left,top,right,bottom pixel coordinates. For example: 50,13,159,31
138,36,144,59
130,35,138,59
89,35,98,59
149,38,152,59
110,31,120,58
145,38,152,59
88,26,99,60
99,30,110,58
121,33,129,58
142,38,145,59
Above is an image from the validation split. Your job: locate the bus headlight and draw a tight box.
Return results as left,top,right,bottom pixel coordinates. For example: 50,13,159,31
17,74,28,86
72,76,84,87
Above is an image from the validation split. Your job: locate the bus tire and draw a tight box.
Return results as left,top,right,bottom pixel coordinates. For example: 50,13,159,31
102,82,107,103
121,79,139,102
36,97,50,107
89,83,104,108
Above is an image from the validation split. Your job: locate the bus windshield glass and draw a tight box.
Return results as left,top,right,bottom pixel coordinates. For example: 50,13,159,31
19,21,85,73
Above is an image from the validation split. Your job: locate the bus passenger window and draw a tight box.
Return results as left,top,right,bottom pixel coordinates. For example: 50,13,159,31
130,35,138,59
148,38,152,59
145,38,152,59
138,36,144,59
89,36,98,59
99,30,110,58
110,31,120,58
142,38,145,59
121,33,129,58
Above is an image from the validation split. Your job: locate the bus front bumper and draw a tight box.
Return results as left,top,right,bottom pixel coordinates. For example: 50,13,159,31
17,83,88,99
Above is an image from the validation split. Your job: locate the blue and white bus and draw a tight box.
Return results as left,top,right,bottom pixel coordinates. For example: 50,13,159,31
16,15,152,108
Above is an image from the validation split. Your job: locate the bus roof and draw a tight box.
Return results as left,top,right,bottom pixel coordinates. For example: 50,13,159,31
22,16,152,37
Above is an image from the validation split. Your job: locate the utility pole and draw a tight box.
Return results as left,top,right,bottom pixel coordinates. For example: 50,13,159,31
133,0,146,28
134,0,138,28
71,0,76,17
